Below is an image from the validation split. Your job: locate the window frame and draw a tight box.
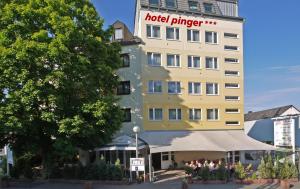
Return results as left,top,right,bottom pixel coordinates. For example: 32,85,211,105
189,108,202,120
120,53,130,67
165,0,177,8
146,24,161,39
168,108,182,121
225,109,240,114
115,28,123,40
148,80,163,93
117,81,131,95
168,81,181,94
225,83,240,89
122,108,131,122
188,55,201,69
225,58,239,64
206,83,219,96
205,57,218,70
187,29,200,42
149,108,163,121
226,121,240,126
205,31,218,44
188,82,202,95
225,96,240,101
225,70,240,76
167,54,181,67
147,52,162,67
149,0,160,6
166,27,180,40
188,1,199,11
203,2,214,13
207,108,219,121
224,45,239,51
224,32,239,39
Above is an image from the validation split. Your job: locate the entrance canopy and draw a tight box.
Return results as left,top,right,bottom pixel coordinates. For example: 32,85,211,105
95,135,147,151
140,130,276,153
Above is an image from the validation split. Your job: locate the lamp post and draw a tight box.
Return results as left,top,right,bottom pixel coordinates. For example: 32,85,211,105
133,126,140,179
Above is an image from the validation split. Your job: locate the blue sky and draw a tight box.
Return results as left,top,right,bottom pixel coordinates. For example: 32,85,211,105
92,0,300,112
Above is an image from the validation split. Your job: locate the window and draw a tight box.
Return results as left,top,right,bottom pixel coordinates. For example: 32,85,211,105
205,57,218,69
188,82,201,95
149,108,163,121
189,109,201,120
117,81,130,95
162,152,169,161
115,28,123,40
169,108,181,120
122,108,131,122
224,33,238,38
147,25,161,38
225,58,239,63
166,0,176,8
166,27,179,40
121,54,130,67
206,83,219,95
226,121,240,126
149,0,159,6
225,83,239,89
168,81,181,94
205,31,218,44
207,109,219,120
225,45,238,51
167,54,180,67
225,109,240,114
204,3,213,13
225,96,240,101
187,29,200,42
225,70,239,76
148,80,162,93
147,52,161,66
188,56,201,68
188,1,198,11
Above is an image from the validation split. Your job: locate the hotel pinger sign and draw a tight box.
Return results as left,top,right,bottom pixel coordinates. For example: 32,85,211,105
145,12,217,28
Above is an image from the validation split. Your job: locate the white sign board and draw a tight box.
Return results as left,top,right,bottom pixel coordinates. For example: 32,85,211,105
130,158,145,171
274,118,294,147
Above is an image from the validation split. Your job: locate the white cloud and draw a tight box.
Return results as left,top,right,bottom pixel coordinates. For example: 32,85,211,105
269,65,300,73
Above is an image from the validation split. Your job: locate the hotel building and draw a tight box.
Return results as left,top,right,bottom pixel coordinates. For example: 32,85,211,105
97,0,274,171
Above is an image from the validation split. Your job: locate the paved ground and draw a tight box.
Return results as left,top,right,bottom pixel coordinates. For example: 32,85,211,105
7,182,300,189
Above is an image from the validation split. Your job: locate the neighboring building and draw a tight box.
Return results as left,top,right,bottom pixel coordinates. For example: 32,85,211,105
245,105,300,147
98,0,275,171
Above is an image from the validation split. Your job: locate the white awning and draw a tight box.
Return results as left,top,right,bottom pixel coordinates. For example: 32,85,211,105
95,135,147,151
140,130,276,153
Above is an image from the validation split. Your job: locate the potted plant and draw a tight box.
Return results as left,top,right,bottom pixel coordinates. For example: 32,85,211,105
279,160,298,189
184,166,193,184
181,178,188,189
234,162,246,183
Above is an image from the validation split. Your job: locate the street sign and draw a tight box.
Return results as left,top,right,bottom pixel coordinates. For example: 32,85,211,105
130,158,145,171
274,118,294,147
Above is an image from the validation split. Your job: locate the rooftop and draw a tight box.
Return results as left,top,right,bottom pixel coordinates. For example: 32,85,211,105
244,105,300,121
139,0,243,21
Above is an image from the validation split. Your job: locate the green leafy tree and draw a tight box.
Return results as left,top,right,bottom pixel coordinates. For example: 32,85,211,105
0,0,123,174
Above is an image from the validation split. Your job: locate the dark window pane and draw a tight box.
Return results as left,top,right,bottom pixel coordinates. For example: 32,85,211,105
117,81,131,95
122,108,131,122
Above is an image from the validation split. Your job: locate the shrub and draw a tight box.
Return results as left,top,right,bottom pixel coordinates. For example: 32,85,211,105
234,162,246,180
95,159,107,180
62,165,76,179
216,163,227,181
184,166,193,176
200,166,210,181
258,158,274,179
251,172,257,180
279,160,298,180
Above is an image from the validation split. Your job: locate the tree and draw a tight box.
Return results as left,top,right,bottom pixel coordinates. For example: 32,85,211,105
0,0,123,174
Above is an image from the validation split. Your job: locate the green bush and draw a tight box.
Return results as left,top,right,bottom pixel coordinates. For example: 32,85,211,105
279,160,298,180
251,172,257,180
184,166,193,176
200,166,210,181
216,163,227,181
234,162,246,180
62,165,76,179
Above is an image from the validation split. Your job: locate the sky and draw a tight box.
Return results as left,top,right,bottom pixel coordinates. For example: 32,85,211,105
92,0,300,112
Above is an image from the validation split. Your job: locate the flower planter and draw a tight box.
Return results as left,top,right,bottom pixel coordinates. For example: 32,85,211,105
191,180,227,184
257,179,273,184
84,181,93,189
280,180,290,189
186,176,193,184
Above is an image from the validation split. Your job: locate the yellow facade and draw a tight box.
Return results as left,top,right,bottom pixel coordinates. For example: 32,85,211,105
135,10,244,131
